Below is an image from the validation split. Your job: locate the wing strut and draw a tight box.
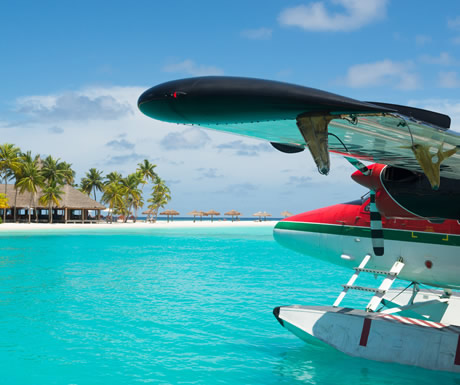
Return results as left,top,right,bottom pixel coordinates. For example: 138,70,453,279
296,113,335,175
410,144,457,190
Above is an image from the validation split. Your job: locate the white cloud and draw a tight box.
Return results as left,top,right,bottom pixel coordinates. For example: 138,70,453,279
448,16,460,30
420,52,456,66
415,34,432,46
48,126,64,134
163,59,224,76
196,168,223,179
342,59,419,90
216,140,273,156
240,28,272,40
278,0,387,32
16,92,132,122
105,138,135,150
105,152,148,165
160,127,211,150
215,183,258,195
439,71,460,88
287,175,313,188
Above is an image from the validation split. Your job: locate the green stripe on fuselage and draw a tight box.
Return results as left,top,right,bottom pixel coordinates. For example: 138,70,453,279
275,221,460,246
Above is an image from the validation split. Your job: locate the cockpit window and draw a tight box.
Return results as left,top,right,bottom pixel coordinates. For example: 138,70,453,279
364,204,370,212
361,191,370,205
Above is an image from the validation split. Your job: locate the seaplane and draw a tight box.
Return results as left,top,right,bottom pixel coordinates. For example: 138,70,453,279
138,76,460,372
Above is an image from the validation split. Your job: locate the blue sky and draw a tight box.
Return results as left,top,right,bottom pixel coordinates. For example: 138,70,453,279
1,0,460,215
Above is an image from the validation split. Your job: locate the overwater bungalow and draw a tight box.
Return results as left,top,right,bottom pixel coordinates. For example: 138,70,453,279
0,184,106,223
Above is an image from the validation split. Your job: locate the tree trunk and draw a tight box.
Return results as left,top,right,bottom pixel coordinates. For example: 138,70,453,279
49,203,53,224
28,195,33,224
3,176,7,223
14,187,18,222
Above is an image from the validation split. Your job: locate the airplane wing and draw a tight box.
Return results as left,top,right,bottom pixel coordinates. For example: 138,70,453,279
138,76,460,185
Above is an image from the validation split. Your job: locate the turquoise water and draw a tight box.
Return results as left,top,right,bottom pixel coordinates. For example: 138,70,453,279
1,226,459,384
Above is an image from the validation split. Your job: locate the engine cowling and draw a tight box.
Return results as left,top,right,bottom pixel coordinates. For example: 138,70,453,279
351,164,460,221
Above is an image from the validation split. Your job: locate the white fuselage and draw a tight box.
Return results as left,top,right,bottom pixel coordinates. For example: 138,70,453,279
274,225,460,289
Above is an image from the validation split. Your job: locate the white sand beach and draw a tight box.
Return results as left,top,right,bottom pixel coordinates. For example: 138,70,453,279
0,220,277,232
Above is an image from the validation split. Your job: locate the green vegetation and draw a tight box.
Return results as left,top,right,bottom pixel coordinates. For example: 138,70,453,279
98,160,169,223
0,193,9,211
147,177,171,222
0,143,171,224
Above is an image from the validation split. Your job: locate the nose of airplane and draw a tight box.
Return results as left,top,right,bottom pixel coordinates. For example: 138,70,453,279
351,163,385,191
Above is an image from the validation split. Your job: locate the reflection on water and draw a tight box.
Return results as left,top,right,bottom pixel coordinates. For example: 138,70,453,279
274,342,460,385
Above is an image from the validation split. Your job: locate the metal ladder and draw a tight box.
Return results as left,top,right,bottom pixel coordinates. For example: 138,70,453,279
333,254,405,312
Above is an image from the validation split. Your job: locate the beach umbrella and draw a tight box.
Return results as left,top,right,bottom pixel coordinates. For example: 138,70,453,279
252,211,263,222
142,209,154,222
160,209,171,222
160,209,178,223
205,209,220,223
170,210,180,222
188,210,200,223
224,209,241,222
261,211,272,221
197,210,208,222
281,211,293,218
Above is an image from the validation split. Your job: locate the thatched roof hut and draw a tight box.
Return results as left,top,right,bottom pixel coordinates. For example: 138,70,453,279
0,184,105,223
1,184,105,210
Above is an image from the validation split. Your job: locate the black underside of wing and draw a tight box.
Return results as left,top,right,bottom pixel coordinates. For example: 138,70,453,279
367,102,450,130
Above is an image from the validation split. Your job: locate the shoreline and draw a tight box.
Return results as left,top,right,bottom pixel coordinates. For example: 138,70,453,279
0,220,277,232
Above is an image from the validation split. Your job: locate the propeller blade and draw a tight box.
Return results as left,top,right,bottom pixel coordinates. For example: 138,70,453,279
344,156,371,176
344,157,383,255
370,190,384,256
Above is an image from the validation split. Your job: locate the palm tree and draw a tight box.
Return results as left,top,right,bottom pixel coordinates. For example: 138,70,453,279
41,155,66,185
147,177,171,222
121,173,143,222
101,182,126,223
12,151,40,222
137,160,157,184
136,160,157,216
80,168,104,201
104,171,122,186
0,143,21,222
39,183,64,224
16,159,44,223
59,161,75,185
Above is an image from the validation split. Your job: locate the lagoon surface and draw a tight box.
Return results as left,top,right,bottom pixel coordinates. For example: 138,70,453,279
1,226,459,384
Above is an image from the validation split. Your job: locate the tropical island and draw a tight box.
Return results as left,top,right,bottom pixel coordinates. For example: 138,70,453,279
0,143,170,224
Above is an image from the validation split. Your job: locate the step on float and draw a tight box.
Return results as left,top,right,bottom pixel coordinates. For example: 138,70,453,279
273,256,460,372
